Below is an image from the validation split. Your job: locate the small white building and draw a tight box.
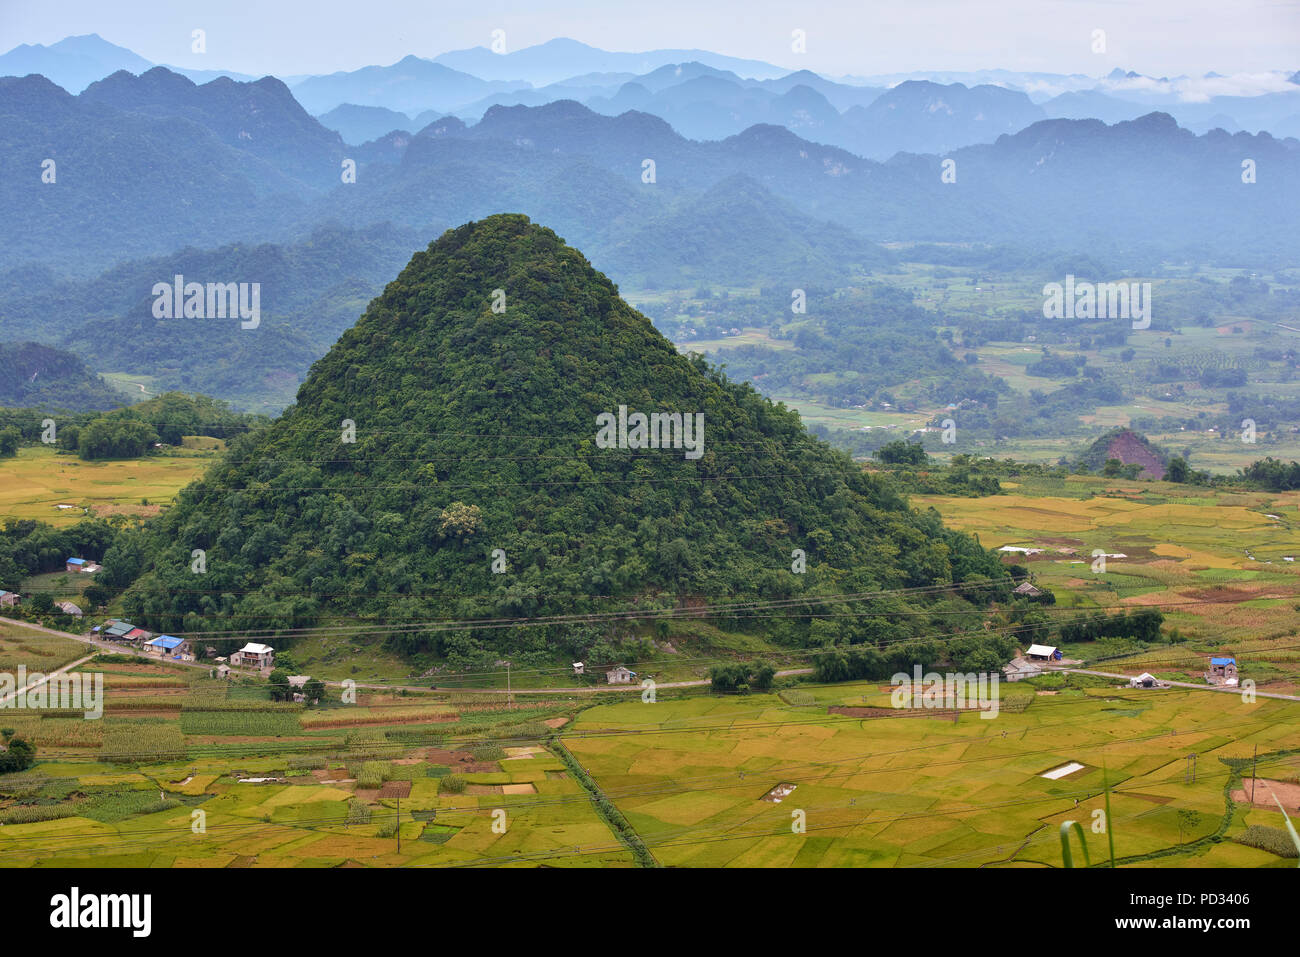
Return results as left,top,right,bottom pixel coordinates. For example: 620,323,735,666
572,661,585,676
1025,644,1059,662
231,642,275,672
1129,672,1157,688
606,666,635,684
215,664,231,680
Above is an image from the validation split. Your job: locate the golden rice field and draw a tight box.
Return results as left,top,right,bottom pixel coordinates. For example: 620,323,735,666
916,473,1300,690
0,446,213,526
568,680,1300,868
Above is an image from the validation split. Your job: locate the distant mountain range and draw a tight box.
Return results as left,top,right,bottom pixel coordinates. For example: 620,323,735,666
0,33,256,92
3,67,1296,280
7,34,1299,146
3,41,1299,413
429,37,791,85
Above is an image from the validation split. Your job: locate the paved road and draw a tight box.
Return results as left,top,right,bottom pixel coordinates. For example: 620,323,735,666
362,668,815,696
1,619,813,695
1055,666,1300,702
5,617,1297,704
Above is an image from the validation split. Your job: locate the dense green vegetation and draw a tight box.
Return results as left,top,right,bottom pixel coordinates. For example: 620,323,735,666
0,517,118,594
0,342,125,411
0,731,36,775
115,215,1011,669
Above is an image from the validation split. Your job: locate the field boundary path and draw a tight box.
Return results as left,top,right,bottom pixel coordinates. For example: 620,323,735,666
0,652,97,707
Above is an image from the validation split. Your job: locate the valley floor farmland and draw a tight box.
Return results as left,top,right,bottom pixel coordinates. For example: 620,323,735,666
0,446,212,526
0,648,633,867
566,681,1299,867
914,472,1300,693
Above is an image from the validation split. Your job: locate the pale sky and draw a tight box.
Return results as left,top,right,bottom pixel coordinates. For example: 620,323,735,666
1,0,1297,78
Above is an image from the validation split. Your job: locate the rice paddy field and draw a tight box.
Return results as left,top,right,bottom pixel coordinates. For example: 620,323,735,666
0,446,213,526
915,472,1300,693
566,679,1300,868
0,647,631,867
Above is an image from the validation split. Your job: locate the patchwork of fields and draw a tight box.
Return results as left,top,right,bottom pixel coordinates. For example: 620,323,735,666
567,681,1299,867
916,474,1300,693
0,651,631,867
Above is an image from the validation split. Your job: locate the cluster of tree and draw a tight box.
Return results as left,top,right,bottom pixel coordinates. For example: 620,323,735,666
1238,457,1300,491
1057,609,1164,644
0,730,36,775
73,416,159,460
708,285,1010,413
0,518,118,596
1025,351,1087,378
812,630,1018,683
708,661,776,693
0,392,267,460
874,440,929,466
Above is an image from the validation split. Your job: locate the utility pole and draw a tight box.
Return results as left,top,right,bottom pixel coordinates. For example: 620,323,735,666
507,661,512,711
396,795,400,853
1251,745,1258,803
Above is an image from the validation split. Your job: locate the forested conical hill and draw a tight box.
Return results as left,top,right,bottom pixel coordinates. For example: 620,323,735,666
115,214,1008,665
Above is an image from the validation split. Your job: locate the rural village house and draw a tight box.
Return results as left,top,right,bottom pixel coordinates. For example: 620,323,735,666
231,642,275,671
606,665,636,684
97,619,151,642
0,590,19,608
144,635,193,659
1207,657,1238,686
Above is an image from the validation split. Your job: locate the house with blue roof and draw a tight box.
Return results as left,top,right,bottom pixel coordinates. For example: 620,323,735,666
65,557,86,573
144,634,192,658
1208,656,1237,683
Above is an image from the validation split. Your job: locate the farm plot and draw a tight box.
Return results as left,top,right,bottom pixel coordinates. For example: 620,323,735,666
566,682,1299,868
